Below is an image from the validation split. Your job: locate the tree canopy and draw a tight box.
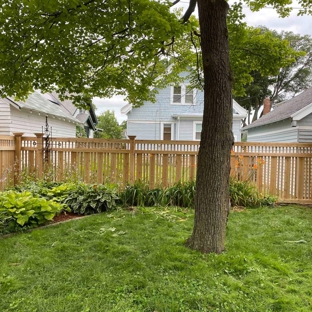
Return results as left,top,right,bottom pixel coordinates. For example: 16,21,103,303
235,29,312,123
0,0,188,105
94,110,124,139
0,0,304,105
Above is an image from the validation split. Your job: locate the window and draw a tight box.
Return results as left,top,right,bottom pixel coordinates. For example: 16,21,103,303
185,86,194,104
194,122,202,140
163,123,172,141
171,85,194,105
173,86,182,103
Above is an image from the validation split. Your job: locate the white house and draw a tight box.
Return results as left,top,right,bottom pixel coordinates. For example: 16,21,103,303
121,72,247,141
44,92,98,138
0,91,81,137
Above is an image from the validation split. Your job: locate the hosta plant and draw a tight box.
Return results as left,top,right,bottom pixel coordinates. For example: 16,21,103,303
0,191,63,233
63,183,119,215
46,183,77,203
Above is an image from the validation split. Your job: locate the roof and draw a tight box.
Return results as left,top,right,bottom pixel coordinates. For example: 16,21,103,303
44,92,98,125
8,92,80,123
75,113,97,130
243,86,312,130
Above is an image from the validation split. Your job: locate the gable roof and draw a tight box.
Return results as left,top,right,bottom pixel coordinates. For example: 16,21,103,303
243,86,312,130
8,92,80,123
44,92,98,126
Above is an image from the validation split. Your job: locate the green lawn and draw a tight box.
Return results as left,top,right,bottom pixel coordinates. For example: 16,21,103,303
0,206,312,312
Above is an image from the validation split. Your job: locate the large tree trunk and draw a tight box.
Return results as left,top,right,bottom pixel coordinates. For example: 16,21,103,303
186,0,233,253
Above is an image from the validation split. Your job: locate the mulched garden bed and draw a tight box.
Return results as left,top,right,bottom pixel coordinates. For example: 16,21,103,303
52,212,84,224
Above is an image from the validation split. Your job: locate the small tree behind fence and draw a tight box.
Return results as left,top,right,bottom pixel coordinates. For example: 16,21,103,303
1,134,312,204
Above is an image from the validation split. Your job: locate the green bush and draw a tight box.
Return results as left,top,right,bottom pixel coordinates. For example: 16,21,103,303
119,180,196,208
119,179,276,209
164,181,195,208
119,181,166,207
62,183,119,215
0,190,63,233
46,183,77,203
12,180,62,198
229,178,277,208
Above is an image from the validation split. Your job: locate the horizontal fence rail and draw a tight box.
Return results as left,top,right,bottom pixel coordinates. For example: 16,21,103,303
1,134,312,204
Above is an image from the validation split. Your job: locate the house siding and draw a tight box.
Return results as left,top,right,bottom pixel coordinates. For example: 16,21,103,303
10,107,77,137
298,128,312,142
126,72,245,141
178,120,194,140
246,119,298,142
128,85,204,123
233,119,241,142
127,122,161,140
0,99,12,135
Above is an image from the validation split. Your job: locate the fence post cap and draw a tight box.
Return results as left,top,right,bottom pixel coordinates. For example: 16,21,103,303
128,135,136,140
34,133,44,138
13,132,24,137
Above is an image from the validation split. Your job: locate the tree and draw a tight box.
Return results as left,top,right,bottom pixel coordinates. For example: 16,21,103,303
183,0,311,253
235,30,312,122
95,110,123,139
0,0,311,253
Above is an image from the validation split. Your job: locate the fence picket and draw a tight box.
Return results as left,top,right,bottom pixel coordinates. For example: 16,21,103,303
0,135,312,203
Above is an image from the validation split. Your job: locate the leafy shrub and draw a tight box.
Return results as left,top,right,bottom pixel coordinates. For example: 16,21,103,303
164,181,195,208
119,181,196,208
12,180,62,198
63,183,119,215
119,181,151,207
229,178,277,208
0,190,63,233
46,183,77,203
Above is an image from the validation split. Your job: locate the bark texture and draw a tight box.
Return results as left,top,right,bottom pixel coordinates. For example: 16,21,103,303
186,0,234,253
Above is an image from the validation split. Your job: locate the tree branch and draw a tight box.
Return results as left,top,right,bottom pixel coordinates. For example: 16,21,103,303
190,31,204,89
181,0,196,23
170,0,180,7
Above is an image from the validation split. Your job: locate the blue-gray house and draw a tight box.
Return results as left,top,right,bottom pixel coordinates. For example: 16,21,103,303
121,73,247,141
243,86,312,142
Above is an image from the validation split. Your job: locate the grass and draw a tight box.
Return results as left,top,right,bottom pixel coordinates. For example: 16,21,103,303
0,205,312,311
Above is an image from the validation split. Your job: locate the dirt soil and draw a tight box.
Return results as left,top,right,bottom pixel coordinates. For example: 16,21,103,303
52,212,83,224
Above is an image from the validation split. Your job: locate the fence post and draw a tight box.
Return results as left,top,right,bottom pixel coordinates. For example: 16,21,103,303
13,132,24,185
128,135,136,184
34,133,44,180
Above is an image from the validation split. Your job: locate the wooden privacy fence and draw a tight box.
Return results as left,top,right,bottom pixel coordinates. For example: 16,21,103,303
1,134,312,204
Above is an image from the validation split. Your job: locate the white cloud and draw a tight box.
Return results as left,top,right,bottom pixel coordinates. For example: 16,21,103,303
241,5,312,36
93,96,127,123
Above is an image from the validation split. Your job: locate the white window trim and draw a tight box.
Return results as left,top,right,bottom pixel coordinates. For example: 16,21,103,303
161,122,174,140
193,121,202,141
170,84,196,105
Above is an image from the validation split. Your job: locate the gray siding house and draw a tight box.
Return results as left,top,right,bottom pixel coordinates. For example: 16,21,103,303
122,73,247,141
44,92,98,138
0,92,81,137
243,86,312,142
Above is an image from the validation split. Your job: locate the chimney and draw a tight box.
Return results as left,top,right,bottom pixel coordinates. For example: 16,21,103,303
262,97,271,115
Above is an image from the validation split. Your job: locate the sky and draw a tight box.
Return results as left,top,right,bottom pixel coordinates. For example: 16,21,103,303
94,1,312,123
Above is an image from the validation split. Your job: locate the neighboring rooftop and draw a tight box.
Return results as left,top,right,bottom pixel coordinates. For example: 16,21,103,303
8,91,80,123
44,91,97,126
243,86,312,130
